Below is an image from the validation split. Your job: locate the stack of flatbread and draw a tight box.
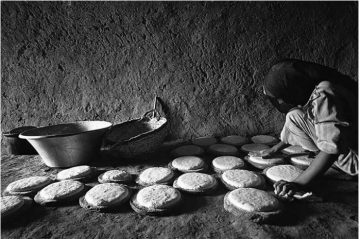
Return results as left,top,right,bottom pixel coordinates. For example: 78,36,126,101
264,165,304,183
56,165,95,182
241,144,270,154
281,145,307,155
208,144,239,156
245,153,286,169
290,155,314,170
191,136,217,147
80,183,131,211
136,167,175,186
212,156,245,173
224,188,282,223
171,145,204,157
220,169,265,190
251,135,279,146
173,172,218,194
169,156,207,173
220,135,248,146
1,195,33,220
130,184,182,215
98,170,132,184
34,180,86,205
4,176,53,196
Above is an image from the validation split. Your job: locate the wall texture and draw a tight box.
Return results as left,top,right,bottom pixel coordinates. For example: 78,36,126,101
1,2,358,141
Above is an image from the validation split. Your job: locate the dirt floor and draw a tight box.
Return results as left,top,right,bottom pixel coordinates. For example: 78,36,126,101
1,144,358,239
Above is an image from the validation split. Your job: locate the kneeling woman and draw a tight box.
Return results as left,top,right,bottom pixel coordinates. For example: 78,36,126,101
262,59,358,200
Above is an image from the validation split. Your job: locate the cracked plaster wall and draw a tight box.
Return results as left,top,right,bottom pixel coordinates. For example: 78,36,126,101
1,1,358,142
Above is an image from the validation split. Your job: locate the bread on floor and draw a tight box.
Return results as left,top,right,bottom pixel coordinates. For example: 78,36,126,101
221,169,265,190
173,172,218,193
192,136,217,147
5,176,53,195
220,135,248,146
208,144,239,156
81,183,131,210
137,167,174,186
251,135,279,146
170,156,207,172
212,156,245,173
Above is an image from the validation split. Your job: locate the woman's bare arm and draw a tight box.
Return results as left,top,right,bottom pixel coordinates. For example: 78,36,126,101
275,151,338,199
293,151,338,186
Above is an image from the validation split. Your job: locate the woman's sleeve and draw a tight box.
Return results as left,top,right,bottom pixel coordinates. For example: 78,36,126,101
311,88,350,154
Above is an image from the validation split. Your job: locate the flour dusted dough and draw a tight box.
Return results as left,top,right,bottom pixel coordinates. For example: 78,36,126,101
6,176,52,193
171,156,205,171
290,155,313,166
281,145,307,154
226,188,280,212
212,156,245,171
208,144,239,156
265,165,303,182
57,165,92,180
171,145,204,157
38,180,85,201
221,170,263,189
175,173,217,191
101,170,131,181
84,183,130,207
192,137,217,147
251,135,278,145
136,185,181,209
1,196,24,217
220,135,248,146
138,167,174,185
241,144,270,153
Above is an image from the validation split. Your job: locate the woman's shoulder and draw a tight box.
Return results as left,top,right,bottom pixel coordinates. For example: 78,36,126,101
315,81,356,98
316,81,334,89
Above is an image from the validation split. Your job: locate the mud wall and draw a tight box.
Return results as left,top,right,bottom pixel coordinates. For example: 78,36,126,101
1,1,357,141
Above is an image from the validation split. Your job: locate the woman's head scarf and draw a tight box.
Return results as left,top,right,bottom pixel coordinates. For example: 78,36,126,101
264,59,356,106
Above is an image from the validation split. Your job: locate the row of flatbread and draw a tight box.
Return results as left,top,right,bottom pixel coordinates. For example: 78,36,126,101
171,135,313,169
2,135,311,219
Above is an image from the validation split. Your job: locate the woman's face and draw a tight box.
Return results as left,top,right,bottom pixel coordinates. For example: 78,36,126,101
263,87,295,113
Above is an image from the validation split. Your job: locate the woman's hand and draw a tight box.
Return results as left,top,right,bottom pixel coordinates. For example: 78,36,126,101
273,180,302,201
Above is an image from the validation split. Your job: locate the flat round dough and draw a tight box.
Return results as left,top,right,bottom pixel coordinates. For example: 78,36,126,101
247,155,285,168
171,156,205,171
290,155,314,166
57,165,92,180
212,156,245,171
6,176,52,193
175,173,217,191
171,145,204,157
39,180,85,201
1,196,24,217
226,188,280,212
241,144,270,153
138,167,174,185
192,137,217,147
221,170,263,189
208,144,239,156
220,135,248,146
251,135,278,145
84,183,129,207
136,185,181,209
101,170,131,181
281,145,307,154
265,165,303,182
